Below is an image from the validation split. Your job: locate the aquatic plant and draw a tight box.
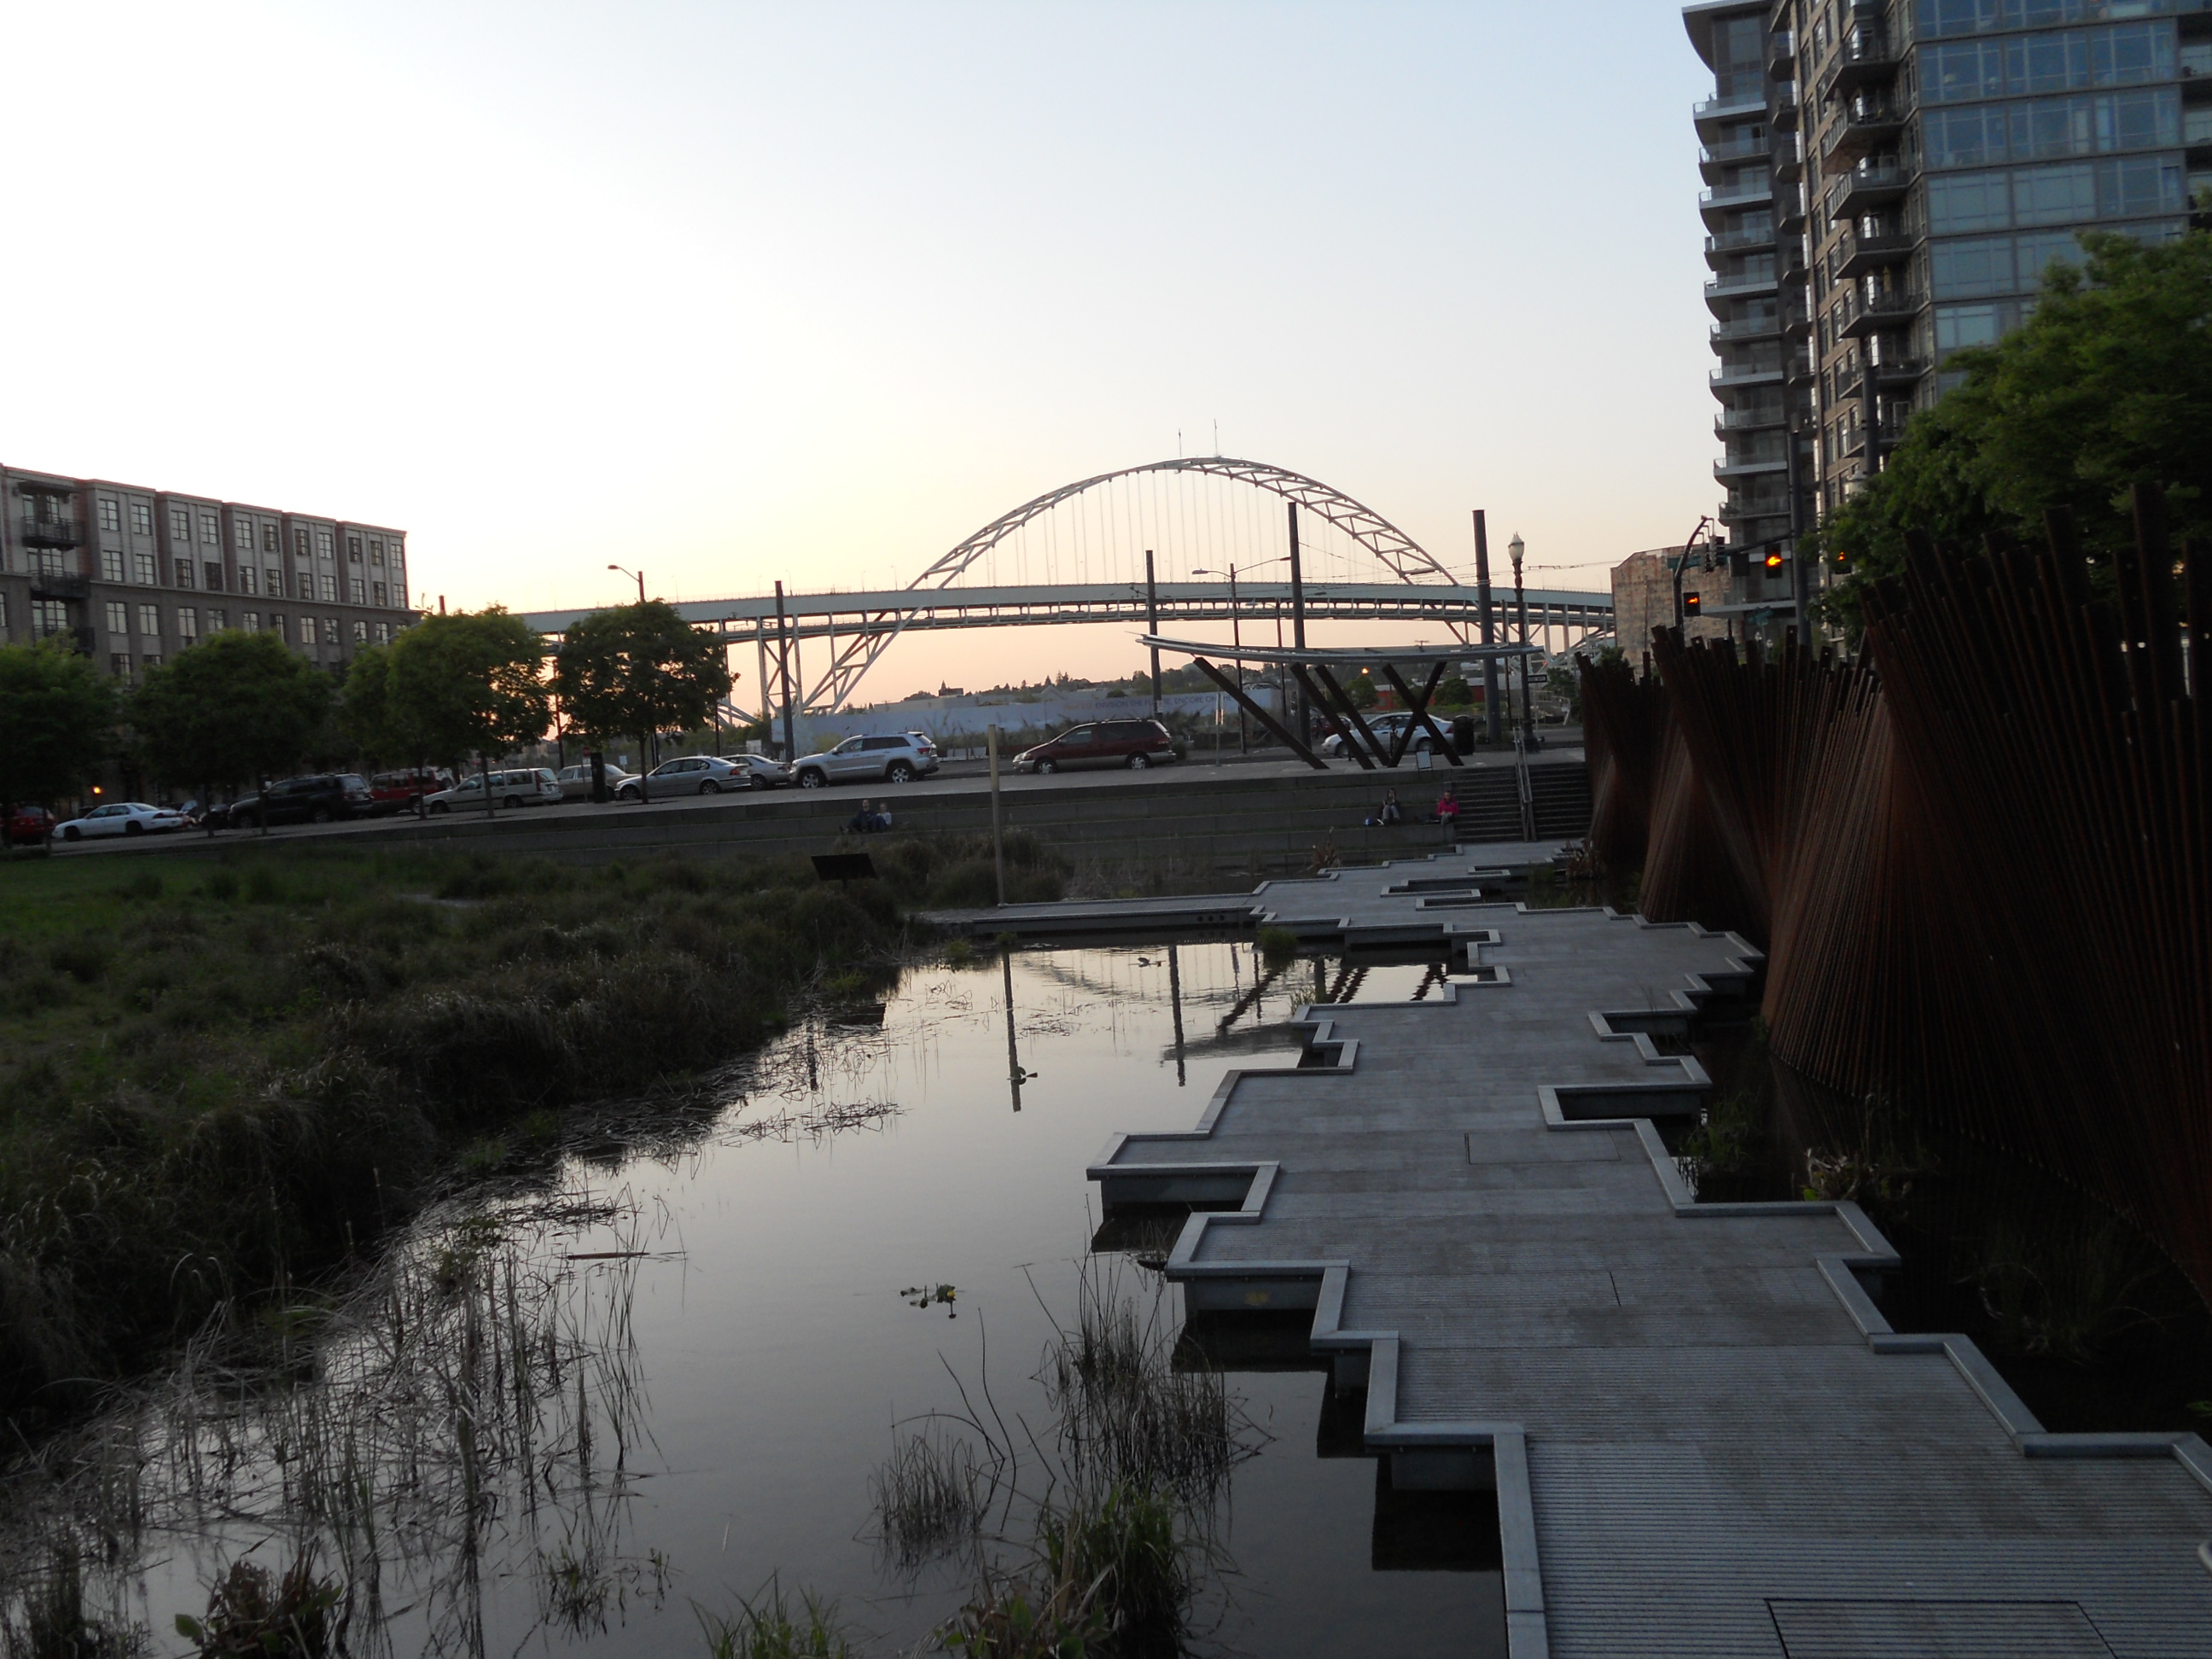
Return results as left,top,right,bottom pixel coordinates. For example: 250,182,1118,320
868,1421,994,1575
696,1579,857,1659
174,1547,343,1658
0,1549,143,1659
1256,928,1298,966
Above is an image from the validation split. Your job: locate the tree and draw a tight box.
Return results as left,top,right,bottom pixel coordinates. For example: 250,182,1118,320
339,643,405,769
551,602,732,803
1817,227,2212,635
0,641,117,828
129,632,333,830
1342,673,1380,709
386,609,550,813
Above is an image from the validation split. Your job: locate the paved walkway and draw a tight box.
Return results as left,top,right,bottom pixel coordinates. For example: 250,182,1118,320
1071,852,2212,1657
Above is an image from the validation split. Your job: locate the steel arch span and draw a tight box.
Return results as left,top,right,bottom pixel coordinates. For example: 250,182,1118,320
809,457,1458,711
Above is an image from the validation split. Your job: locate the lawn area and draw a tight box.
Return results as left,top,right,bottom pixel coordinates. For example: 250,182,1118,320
0,835,1053,1428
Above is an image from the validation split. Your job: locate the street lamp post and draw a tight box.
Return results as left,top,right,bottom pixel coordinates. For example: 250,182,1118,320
607,564,646,603
1671,517,1714,634
1509,533,1535,746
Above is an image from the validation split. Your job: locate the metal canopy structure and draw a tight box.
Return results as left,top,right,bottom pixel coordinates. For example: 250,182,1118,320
519,457,1615,715
1137,632,1544,777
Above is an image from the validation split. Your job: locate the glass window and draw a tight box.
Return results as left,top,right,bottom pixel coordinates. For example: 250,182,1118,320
318,573,337,602
169,507,189,541
316,529,334,559
173,558,196,589
130,503,153,536
1931,234,2018,296
200,513,218,545
348,577,366,605
177,606,198,640
133,552,155,585
374,622,390,644
203,562,224,591
322,618,339,644
207,609,226,632
372,582,387,608
294,527,310,556
2098,153,2183,215
105,602,128,635
234,521,253,552
1930,169,2014,230
346,536,363,562
31,600,69,640
244,612,260,632
97,498,120,532
101,549,126,582
238,567,257,596
137,603,160,637
262,524,277,553
352,620,368,643
370,540,383,565
2015,228,2086,284
266,567,283,597
110,654,131,678
299,616,316,646
2013,160,2097,221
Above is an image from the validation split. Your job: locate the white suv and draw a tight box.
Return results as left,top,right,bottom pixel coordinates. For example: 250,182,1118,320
791,732,941,789
425,768,563,812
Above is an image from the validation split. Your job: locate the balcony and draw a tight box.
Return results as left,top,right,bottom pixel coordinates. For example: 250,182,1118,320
1700,133,1770,178
1695,90,1768,131
29,568,90,600
1816,25,1902,103
1768,30,1796,79
20,515,81,549
1820,95,1909,168
1707,270,1781,305
1712,359,1786,388
1772,82,1802,131
1871,353,1927,385
1707,225,1778,257
1720,495,1794,525
1830,224,1916,282
1837,286,1927,338
1711,313,1784,343
1715,405,1787,433
1823,158,1915,221
1716,452,1790,480
1772,130,1805,183
1699,177,1774,220
1836,358,1866,401
1776,183,1807,233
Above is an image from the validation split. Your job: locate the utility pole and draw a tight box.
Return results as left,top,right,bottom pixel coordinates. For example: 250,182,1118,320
1145,548,1161,716
987,724,1006,906
1287,503,1307,748
1786,427,1810,646
1510,533,1536,746
774,579,795,763
1230,563,1247,754
1474,510,1499,745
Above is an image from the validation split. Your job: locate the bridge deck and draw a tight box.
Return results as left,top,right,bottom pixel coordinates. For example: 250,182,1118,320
1073,853,2212,1657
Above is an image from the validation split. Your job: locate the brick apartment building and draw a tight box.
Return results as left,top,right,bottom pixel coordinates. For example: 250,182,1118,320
1611,545,1732,662
1,462,416,679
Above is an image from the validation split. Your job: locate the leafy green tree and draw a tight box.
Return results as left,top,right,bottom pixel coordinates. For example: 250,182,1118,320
340,643,405,767
129,632,334,831
1342,673,1380,709
386,608,550,814
0,641,117,827
1817,228,2212,634
551,601,732,802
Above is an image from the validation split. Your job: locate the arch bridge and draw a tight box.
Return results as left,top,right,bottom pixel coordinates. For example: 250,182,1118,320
521,457,1613,715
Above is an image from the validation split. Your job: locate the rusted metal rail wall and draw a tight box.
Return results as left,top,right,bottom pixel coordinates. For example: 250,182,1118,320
1581,495,2209,1303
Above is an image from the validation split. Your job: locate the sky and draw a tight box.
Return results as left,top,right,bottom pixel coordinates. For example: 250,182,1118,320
0,2,1721,700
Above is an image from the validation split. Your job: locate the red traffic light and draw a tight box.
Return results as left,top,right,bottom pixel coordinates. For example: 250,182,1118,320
1763,548,1784,571
1683,591,1703,614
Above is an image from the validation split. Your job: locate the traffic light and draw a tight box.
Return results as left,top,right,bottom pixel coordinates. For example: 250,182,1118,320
1683,591,1703,615
1764,546,1784,573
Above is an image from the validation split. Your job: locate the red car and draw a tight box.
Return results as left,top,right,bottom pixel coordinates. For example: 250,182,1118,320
367,768,454,815
4,805,55,846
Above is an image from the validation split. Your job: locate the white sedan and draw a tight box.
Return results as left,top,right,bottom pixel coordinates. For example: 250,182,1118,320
55,801,191,841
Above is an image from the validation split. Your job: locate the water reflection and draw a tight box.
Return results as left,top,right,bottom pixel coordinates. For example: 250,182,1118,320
2,941,1500,1658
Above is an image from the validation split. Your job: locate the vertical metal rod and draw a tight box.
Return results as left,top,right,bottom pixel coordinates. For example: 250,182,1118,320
1513,541,1535,746
1475,510,1499,744
774,581,795,763
987,724,1006,906
1001,947,1022,1113
1145,548,1161,715
1288,503,1307,746
1230,562,1248,754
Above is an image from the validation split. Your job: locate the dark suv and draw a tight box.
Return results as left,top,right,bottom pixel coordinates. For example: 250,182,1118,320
1016,718,1178,774
225,774,375,830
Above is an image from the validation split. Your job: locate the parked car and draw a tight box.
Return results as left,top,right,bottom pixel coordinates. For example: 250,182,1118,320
554,761,639,801
368,768,456,814
4,805,56,845
1320,712,1439,759
223,774,376,830
424,769,563,813
54,801,192,840
1014,719,1178,774
903,731,940,761
615,754,786,800
790,733,941,790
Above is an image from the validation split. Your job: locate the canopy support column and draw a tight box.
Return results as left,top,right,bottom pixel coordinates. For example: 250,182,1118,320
1308,663,1388,770
1382,662,1462,767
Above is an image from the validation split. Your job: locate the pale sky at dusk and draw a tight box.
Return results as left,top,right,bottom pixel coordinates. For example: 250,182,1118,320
1,2,1720,697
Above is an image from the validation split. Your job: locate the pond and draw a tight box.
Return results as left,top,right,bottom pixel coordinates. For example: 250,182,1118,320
5,940,1506,1657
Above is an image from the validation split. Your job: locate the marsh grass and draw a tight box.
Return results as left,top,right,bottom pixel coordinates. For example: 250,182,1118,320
0,843,936,1422
696,1580,858,1659
0,1185,658,1659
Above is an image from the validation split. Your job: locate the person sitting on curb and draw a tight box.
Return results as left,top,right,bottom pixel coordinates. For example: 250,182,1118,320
1364,789,1405,828
847,800,886,835
1430,785,1460,832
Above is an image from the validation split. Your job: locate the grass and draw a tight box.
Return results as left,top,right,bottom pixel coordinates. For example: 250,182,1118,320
696,1580,858,1659
0,836,1046,1427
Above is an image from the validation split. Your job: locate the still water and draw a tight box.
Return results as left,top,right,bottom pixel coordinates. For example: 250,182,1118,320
29,943,1504,1656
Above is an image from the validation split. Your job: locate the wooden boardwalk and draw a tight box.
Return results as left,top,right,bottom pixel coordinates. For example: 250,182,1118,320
1051,852,2212,1658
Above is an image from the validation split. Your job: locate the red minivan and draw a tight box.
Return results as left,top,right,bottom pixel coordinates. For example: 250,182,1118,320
1015,718,1178,774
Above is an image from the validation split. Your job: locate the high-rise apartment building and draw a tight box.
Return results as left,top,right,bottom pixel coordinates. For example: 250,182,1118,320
1685,0,2211,623
0,463,415,679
